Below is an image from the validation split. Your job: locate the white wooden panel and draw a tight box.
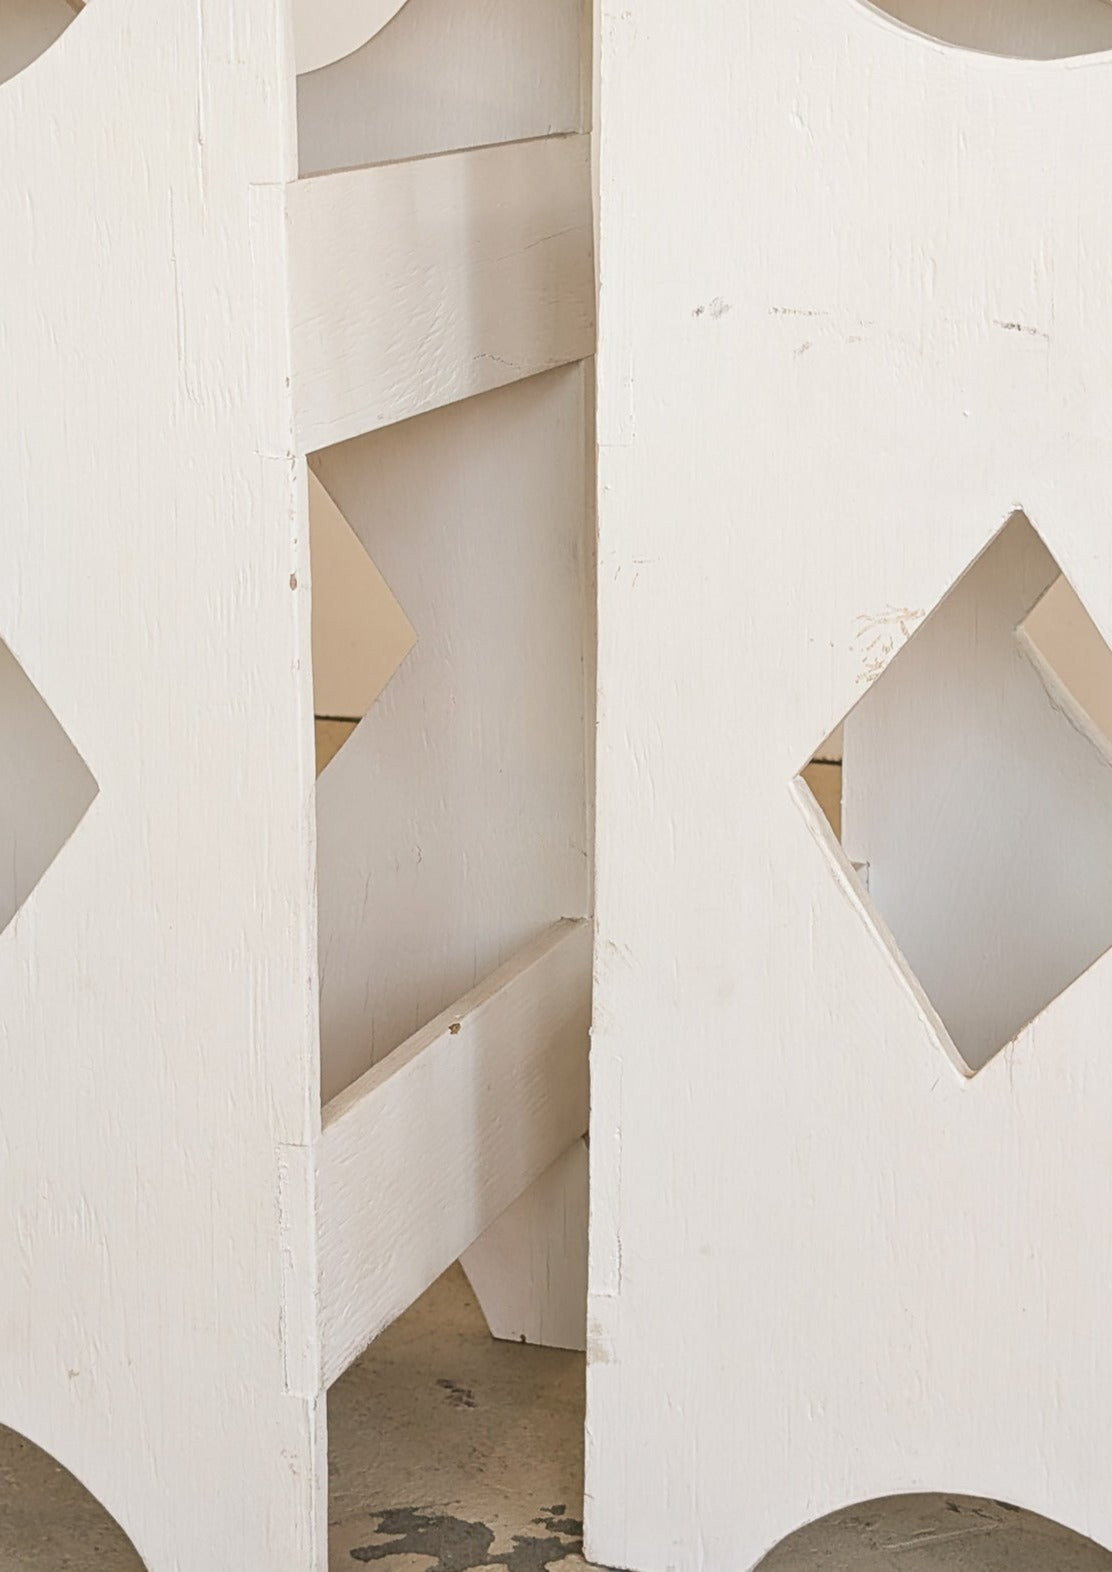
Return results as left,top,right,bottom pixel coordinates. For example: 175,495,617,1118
0,0,324,1567
309,470,415,720
289,135,595,455
590,0,1112,1566
317,919,591,1385
297,0,586,176
294,0,407,76
314,365,592,1103
461,1138,588,1351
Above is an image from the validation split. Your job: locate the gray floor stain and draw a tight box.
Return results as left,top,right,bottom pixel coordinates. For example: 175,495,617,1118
350,1505,583,1572
532,1505,584,1539
437,1377,478,1410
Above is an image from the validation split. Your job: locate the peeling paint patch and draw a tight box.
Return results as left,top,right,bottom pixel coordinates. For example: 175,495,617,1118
350,1505,585,1572
993,319,1049,342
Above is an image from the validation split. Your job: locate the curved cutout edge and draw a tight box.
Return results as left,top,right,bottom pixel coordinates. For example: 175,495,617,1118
295,0,411,75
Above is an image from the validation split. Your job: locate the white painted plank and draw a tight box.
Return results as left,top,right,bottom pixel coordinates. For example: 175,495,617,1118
289,135,595,454
0,0,325,1565
461,1138,588,1351
317,919,591,1385
297,0,587,176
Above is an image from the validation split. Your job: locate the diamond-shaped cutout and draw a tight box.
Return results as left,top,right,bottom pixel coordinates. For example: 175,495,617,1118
0,639,97,936
309,468,415,774
797,511,1112,1073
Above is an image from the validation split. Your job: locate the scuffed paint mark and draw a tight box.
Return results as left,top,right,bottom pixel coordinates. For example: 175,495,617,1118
693,298,732,320
854,606,925,685
994,319,1049,342
350,1505,584,1571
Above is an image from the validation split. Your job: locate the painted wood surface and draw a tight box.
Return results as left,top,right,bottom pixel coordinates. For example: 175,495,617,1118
1,0,594,1555
0,0,324,1566
289,134,595,454
297,0,587,176
313,363,594,1354
317,919,591,1385
589,1,1112,1567
460,1138,589,1351
313,365,593,1104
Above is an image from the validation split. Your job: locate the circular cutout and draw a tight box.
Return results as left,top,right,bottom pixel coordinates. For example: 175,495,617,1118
0,0,83,88
0,1422,145,1570
294,0,410,75
861,0,1112,59
758,1494,1112,1569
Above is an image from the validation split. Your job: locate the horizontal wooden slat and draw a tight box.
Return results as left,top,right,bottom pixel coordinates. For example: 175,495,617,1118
316,918,592,1385
288,134,596,454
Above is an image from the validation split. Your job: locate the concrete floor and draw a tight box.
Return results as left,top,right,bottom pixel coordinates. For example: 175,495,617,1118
4,745,1111,1570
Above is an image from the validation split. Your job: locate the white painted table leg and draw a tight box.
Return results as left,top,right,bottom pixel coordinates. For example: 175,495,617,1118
462,1140,589,1351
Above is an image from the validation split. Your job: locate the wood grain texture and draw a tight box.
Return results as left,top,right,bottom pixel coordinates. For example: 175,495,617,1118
0,0,325,1566
289,134,596,454
589,0,1112,1566
317,919,591,1386
297,0,587,176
